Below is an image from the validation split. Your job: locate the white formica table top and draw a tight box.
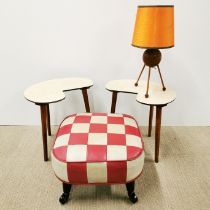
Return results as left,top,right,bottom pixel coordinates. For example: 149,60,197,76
106,79,176,106
24,78,93,104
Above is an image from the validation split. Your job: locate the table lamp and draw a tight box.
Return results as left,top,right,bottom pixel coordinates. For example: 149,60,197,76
132,5,174,98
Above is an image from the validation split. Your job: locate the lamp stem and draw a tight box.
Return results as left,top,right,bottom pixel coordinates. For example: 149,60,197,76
145,67,151,98
157,65,166,91
135,64,146,87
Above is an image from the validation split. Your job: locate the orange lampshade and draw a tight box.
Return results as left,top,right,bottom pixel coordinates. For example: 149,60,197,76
132,5,174,49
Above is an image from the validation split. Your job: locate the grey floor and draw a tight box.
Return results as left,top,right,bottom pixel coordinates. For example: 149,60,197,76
0,126,210,210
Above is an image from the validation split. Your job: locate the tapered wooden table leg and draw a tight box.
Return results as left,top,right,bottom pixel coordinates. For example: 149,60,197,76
155,106,162,163
111,91,118,113
46,104,51,136
40,104,48,161
82,88,90,113
148,105,154,137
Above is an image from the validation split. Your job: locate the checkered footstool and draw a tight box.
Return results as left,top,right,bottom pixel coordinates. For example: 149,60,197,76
51,113,144,204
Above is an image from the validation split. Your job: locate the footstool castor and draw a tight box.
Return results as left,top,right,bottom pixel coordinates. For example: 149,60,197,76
51,113,144,204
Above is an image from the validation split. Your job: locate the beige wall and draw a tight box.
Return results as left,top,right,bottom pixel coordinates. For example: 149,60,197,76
0,0,210,125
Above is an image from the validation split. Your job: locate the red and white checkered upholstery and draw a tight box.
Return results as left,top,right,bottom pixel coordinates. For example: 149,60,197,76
52,113,144,184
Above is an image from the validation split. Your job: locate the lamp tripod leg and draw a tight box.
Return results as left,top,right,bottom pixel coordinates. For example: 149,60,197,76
157,65,166,91
145,67,151,98
135,64,146,87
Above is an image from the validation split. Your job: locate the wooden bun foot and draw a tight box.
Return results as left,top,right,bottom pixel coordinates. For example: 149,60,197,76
59,193,70,205
128,192,138,204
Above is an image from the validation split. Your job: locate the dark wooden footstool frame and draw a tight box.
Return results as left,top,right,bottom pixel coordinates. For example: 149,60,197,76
59,181,138,204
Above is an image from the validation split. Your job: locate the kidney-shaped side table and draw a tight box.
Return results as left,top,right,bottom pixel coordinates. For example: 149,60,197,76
24,78,93,161
106,79,176,163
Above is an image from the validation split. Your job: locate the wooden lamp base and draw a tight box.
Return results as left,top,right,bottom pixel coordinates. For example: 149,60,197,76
135,49,166,98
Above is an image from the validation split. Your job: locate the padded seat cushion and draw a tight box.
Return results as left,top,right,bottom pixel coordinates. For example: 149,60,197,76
52,113,144,184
